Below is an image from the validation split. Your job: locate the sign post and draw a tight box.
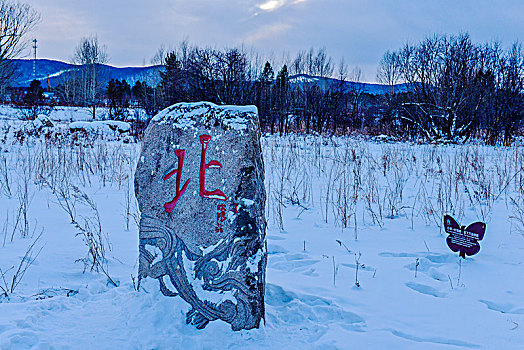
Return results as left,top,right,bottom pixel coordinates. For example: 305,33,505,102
444,215,486,259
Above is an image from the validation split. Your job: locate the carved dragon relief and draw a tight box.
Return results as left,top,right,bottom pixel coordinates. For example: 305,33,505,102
138,214,266,331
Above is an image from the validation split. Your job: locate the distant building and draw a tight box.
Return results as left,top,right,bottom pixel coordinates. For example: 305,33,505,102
43,92,54,99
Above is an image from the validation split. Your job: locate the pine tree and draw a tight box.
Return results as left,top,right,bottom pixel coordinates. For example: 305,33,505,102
259,61,274,86
159,52,185,107
107,79,131,119
275,64,288,93
132,80,158,117
19,79,45,120
275,65,289,134
257,61,274,131
25,79,44,105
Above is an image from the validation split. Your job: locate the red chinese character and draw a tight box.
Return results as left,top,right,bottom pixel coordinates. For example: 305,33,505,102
199,134,227,201
216,204,227,233
217,204,227,222
232,203,239,214
163,149,190,213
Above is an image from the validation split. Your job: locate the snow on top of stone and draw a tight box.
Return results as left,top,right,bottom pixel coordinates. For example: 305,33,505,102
152,102,257,131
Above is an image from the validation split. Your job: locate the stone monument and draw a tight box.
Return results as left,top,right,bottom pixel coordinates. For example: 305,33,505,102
135,102,266,330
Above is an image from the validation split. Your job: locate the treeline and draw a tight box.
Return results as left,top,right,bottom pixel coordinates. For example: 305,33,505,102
100,44,375,135
107,34,524,144
10,33,524,144
377,33,524,145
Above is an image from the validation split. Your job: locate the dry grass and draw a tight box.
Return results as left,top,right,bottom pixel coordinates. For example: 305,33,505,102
262,135,524,237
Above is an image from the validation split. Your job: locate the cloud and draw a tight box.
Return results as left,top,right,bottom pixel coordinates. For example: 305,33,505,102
22,0,524,81
256,0,307,12
244,23,292,43
258,1,285,11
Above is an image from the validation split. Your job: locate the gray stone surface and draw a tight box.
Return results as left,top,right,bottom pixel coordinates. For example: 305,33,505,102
135,102,266,330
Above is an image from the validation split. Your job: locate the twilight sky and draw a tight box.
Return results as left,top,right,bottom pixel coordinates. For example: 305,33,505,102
23,0,524,82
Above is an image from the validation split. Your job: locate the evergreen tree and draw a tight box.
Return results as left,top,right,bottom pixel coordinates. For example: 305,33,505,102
159,52,185,107
18,79,46,120
275,65,289,134
132,80,158,117
275,64,288,93
257,61,274,131
259,61,274,86
25,79,44,105
106,79,131,119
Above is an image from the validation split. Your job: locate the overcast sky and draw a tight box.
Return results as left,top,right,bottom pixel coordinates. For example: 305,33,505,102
23,0,524,82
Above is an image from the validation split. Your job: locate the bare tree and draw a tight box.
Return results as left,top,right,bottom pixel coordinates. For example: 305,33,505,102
391,34,497,141
72,35,108,119
185,47,223,103
377,50,402,92
349,67,364,129
151,45,168,66
314,47,334,79
330,58,349,133
492,43,524,145
216,48,248,104
0,0,40,99
291,49,305,75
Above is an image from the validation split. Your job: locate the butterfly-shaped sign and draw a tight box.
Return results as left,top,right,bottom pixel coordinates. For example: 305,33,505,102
444,215,486,259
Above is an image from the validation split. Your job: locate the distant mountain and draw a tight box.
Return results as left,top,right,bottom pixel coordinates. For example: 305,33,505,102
10,59,162,88
10,59,406,95
288,74,408,95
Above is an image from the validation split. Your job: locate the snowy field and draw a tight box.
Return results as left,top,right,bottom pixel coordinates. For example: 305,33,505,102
0,107,523,349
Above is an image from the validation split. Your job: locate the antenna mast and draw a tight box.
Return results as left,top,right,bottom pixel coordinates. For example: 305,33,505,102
32,38,38,81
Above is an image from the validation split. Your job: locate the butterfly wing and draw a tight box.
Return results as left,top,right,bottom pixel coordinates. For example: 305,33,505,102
444,215,462,253
465,222,486,241
446,236,460,253
461,221,486,256
444,215,460,234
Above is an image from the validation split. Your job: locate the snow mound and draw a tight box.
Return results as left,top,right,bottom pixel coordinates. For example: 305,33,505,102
69,120,130,134
32,115,54,129
102,120,131,133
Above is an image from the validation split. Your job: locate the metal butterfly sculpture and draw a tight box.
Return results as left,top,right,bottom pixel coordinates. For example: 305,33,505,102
444,215,486,259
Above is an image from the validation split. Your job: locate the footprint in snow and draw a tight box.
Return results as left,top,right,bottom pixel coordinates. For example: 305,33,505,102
267,244,289,255
405,282,447,298
268,252,319,274
479,300,524,314
389,329,480,348
379,252,419,258
265,283,366,336
267,235,286,241
0,330,40,349
404,258,447,282
424,253,457,264
341,263,376,273
379,252,456,264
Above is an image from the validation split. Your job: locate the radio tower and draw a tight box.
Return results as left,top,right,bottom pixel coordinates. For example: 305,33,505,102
32,38,38,81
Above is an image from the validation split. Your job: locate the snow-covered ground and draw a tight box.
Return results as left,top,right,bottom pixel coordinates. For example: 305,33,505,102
0,105,146,123
0,107,523,349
